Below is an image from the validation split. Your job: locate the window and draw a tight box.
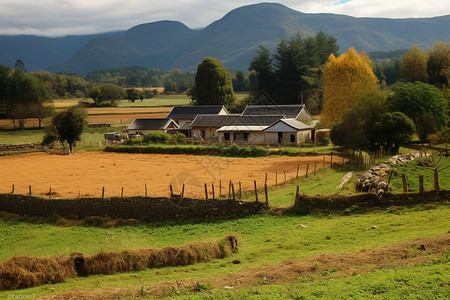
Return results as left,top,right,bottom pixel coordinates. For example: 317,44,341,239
201,130,206,138
224,132,230,140
243,132,248,141
290,134,295,143
233,133,237,140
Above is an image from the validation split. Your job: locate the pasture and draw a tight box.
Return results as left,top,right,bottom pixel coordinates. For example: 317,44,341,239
0,204,448,298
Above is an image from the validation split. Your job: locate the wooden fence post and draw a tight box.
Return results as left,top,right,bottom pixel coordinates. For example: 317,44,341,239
264,183,268,205
145,184,147,197
296,185,299,201
239,181,242,199
254,180,258,202
121,187,124,198
205,183,208,199
275,171,278,187
306,164,309,178
102,187,105,198
228,180,231,197
29,185,32,195
212,184,215,199
296,164,299,179
219,180,222,197
401,174,408,193
181,183,185,198
169,185,173,197
11,184,14,194
265,173,268,185
49,188,51,199
418,174,424,193
232,183,235,200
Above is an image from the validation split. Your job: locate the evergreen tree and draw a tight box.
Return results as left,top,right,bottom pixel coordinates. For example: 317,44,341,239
188,57,236,110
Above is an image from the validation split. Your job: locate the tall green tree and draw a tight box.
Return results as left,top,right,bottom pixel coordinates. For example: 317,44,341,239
48,106,87,152
188,57,236,110
249,32,338,106
249,46,275,95
373,112,415,154
387,82,448,129
90,84,125,105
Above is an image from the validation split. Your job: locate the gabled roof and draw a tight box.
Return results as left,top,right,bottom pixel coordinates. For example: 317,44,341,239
190,115,285,128
166,105,228,120
241,104,309,119
127,118,179,131
178,121,192,130
263,118,313,132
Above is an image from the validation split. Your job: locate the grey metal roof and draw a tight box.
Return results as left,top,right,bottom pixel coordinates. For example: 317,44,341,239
190,115,285,127
241,105,307,119
178,121,192,130
127,118,178,130
166,105,228,120
263,118,313,132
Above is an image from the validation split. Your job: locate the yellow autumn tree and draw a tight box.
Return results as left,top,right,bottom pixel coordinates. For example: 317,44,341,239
322,48,379,125
400,45,428,83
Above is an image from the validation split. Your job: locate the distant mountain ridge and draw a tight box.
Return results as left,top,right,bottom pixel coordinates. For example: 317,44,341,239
0,2,449,74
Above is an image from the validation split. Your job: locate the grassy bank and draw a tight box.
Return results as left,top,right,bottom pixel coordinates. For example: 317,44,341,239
1,203,448,298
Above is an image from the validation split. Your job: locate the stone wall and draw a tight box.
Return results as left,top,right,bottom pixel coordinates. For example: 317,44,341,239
295,189,449,212
0,194,267,221
356,153,421,192
0,143,46,155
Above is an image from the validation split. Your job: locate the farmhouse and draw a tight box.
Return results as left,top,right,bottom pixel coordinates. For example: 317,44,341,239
126,104,315,145
166,105,229,126
189,115,283,143
126,118,179,136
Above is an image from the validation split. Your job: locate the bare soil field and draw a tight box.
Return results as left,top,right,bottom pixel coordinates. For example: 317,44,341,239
86,107,171,115
86,112,168,125
0,152,329,198
0,111,169,129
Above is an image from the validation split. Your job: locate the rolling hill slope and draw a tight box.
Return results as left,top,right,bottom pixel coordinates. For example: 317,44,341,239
1,3,449,73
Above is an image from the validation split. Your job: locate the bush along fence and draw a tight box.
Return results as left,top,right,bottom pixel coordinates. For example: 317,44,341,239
0,236,238,291
0,194,267,222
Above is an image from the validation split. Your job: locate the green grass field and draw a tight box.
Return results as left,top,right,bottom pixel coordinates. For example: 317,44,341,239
387,156,450,192
172,256,450,299
1,203,448,298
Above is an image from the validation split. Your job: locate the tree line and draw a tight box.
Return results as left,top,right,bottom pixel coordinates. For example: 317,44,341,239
322,44,449,154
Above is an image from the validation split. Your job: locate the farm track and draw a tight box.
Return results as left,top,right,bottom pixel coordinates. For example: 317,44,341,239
39,233,450,299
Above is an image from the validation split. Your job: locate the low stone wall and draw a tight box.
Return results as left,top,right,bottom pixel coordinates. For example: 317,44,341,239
0,143,46,155
356,153,421,192
0,194,267,221
295,189,449,212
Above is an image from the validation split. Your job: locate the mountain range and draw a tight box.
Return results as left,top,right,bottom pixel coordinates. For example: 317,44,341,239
1,2,449,74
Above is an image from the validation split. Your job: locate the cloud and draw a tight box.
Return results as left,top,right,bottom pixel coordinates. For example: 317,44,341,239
0,0,449,36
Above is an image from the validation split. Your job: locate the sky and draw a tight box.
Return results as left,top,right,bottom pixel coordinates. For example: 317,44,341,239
0,0,449,37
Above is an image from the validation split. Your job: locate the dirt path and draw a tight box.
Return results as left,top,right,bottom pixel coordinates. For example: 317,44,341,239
40,234,450,299
0,152,330,198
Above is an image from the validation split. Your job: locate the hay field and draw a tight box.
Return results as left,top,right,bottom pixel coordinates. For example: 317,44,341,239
0,152,330,199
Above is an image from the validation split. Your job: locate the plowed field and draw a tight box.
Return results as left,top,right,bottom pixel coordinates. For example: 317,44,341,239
0,152,331,198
